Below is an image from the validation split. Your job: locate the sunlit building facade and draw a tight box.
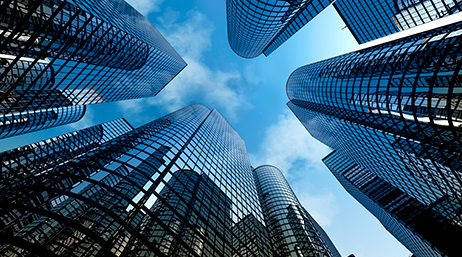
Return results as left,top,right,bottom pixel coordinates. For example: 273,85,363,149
0,104,338,256
253,165,341,257
287,21,462,257
226,0,334,58
0,0,186,139
334,0,462,43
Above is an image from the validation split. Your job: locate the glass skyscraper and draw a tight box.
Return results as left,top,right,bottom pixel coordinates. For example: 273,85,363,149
0,104,339,257
226,0,334,58
287,19,462,257
334,0,462,44
324,151,460,257
0,0,186,139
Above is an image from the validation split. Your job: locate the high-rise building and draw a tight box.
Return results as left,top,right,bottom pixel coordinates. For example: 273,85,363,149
323,151,460,257
226,0,334,58
0,0,186,139
287,19,462,257
0,104,339,257
253,165,341,257
334,0,462,44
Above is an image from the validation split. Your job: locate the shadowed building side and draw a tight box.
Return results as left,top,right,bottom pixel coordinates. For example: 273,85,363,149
323,151,462,257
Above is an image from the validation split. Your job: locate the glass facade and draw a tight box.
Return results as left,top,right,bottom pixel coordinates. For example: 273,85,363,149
323,151,460,257
253,165,341,257
0,0,186,138
0,105,85,139
226,0,333,58
334,0,462,44
0,104,338,256
288,20,462,156
287,20,462,257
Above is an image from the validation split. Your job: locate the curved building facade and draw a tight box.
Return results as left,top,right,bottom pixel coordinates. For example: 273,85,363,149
226,0,333,58
0,0,186,138
253,165,340,257
0,105,86,139
287,20,462,257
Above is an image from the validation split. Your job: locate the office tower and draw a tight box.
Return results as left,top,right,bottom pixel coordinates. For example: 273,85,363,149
324,151,458,257
0,104,339,257
334,0,462,44
0,0,186,139
253,165,341,257
287,20,462,257
226,0,334,58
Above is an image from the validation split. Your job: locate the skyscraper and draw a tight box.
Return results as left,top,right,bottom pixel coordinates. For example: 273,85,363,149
0,104,339,256
287,19,462,257
253,165,341,257
226,0,334,58
334,0,462,44
0,0,186,138
324,151,459,257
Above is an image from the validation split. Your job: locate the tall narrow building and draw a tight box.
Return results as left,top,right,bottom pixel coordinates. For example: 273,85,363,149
287,19,462,257
323,151,459,257
0,0,186,139
334,0,462,44
226,0,334,58
0,104,339,256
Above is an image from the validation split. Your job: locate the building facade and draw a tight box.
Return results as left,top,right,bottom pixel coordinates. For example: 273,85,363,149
323,151,460,257
0,104,338,256
0,0,186,138
253,165,341,257
287,20,462,257
334,0,462,44
226,0,334,58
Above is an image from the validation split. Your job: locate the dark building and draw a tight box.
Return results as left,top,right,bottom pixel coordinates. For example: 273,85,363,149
334,0,462,44
324,151,457,257
0,0,186,138
287,19,462,257
226,0,334,58
0,104,339,256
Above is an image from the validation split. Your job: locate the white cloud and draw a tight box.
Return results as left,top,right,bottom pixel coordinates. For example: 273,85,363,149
118,9,251,120
249,110,337,227
124,0,164,16
249,110,329,174
298,192,337,227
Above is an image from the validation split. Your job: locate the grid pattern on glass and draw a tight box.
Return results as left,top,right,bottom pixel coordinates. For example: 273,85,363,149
334,0,462,44
0,117,133,185
0,0,186,137
226,0,333,58
287,101,460,257
253,165,339,257
287,21,462,164
0,105,85,139
0,104,283,257
323,151,458,257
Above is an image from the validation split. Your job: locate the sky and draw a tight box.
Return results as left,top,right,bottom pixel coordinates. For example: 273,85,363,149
0,1,413,256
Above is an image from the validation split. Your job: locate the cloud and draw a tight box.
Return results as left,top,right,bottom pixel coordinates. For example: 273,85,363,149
124,0,164,16
117,9,252,121
249,110,336,227
249,110,329,174
298,192,337,227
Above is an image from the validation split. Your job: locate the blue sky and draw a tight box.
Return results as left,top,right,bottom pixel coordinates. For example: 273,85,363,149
1,1,412,256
